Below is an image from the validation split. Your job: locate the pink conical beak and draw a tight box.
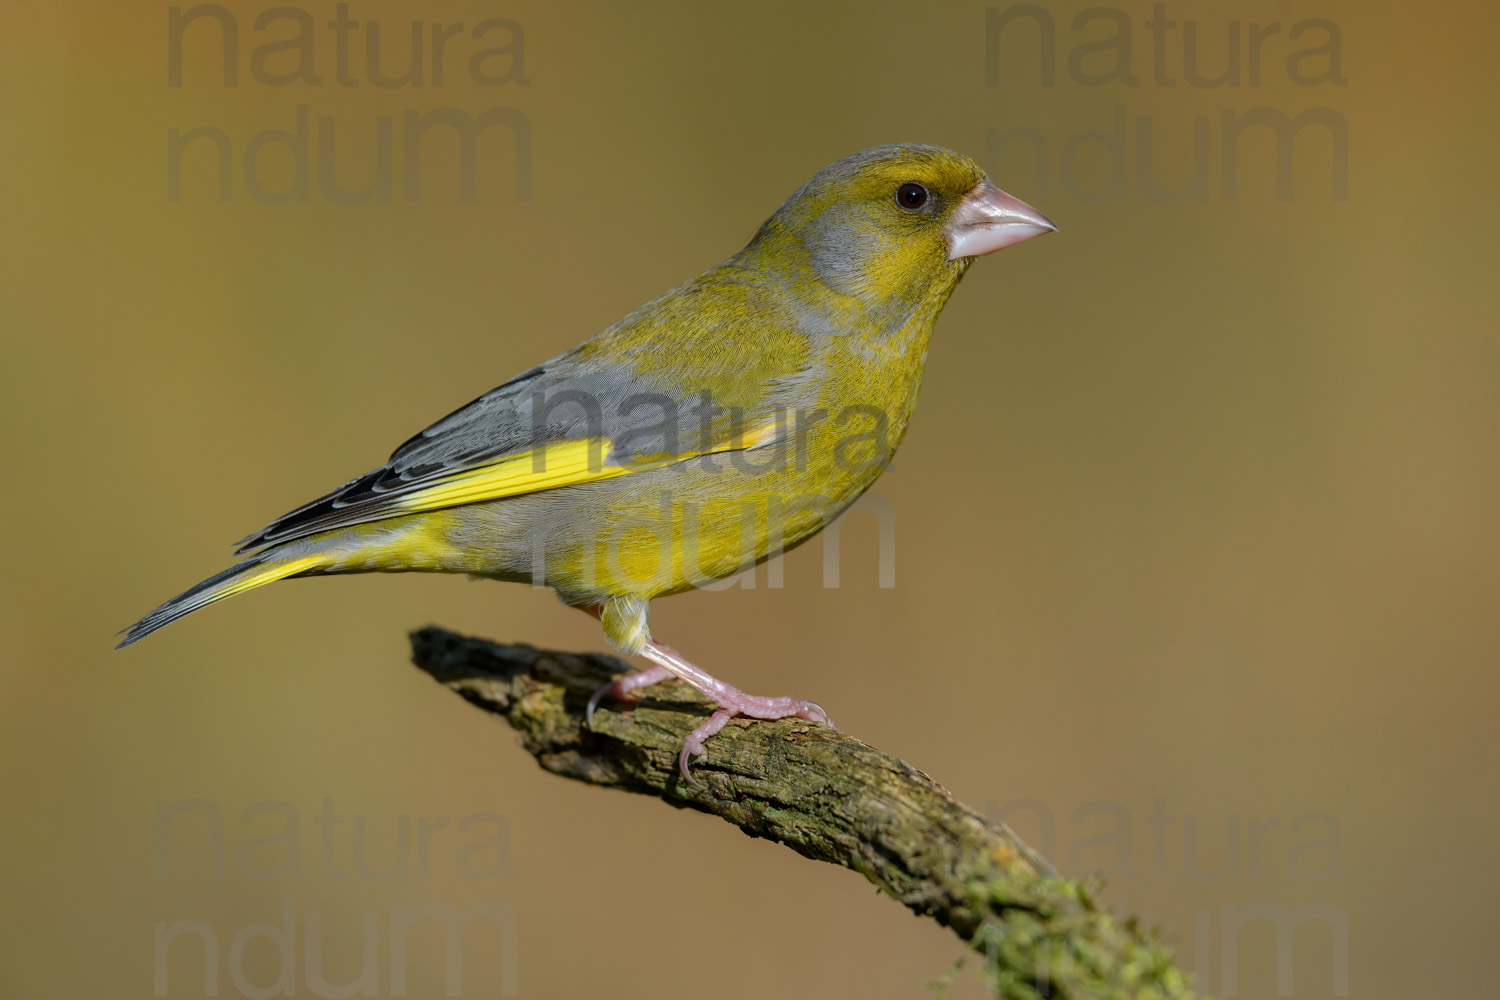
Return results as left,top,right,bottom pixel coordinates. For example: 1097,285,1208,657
945,181,1058,260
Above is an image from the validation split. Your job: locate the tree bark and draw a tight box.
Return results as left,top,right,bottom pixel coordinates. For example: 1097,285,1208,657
410,626,1202,1000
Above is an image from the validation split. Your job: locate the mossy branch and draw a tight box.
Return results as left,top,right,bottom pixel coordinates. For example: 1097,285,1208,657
409,626,1203,1000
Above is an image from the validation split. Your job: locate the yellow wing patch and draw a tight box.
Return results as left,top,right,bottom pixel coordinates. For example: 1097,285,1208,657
390,414,797,516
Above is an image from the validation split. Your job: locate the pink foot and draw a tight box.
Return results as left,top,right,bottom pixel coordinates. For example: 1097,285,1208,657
586,665,674,729
642,641,835,788
571,603,834,788
675,694,832,787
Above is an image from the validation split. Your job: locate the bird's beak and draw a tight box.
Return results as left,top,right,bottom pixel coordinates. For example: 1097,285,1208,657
945,181,1058,260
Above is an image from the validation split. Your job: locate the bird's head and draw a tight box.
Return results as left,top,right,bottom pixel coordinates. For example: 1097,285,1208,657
741,144,1056,313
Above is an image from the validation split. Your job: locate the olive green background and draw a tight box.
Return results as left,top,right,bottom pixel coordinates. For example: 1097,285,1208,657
3,1,1496,997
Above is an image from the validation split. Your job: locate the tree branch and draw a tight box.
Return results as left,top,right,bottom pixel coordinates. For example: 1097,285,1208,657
410,626,1202,999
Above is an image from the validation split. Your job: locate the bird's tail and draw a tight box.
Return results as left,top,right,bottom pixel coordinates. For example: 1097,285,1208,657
116,551,326,648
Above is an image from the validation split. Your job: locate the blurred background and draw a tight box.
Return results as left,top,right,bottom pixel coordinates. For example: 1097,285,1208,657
3,0,1496,996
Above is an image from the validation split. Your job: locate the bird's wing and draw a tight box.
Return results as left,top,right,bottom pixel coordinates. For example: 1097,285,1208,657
235,349,791,553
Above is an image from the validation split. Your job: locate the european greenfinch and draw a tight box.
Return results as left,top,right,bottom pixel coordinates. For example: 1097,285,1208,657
119,143,1057,781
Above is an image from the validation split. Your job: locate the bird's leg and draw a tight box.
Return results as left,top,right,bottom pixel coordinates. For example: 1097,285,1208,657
582,603,671,727
577,603,833,786
638,639,834,786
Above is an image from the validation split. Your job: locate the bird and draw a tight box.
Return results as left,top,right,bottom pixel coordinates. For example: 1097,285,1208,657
118,143,1057,783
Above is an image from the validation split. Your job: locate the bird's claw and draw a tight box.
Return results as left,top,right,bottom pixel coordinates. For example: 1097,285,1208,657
802,700,836,729
675,699,835,789
585,682,611,731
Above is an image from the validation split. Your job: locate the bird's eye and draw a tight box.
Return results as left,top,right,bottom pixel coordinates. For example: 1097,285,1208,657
895,182,929,210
